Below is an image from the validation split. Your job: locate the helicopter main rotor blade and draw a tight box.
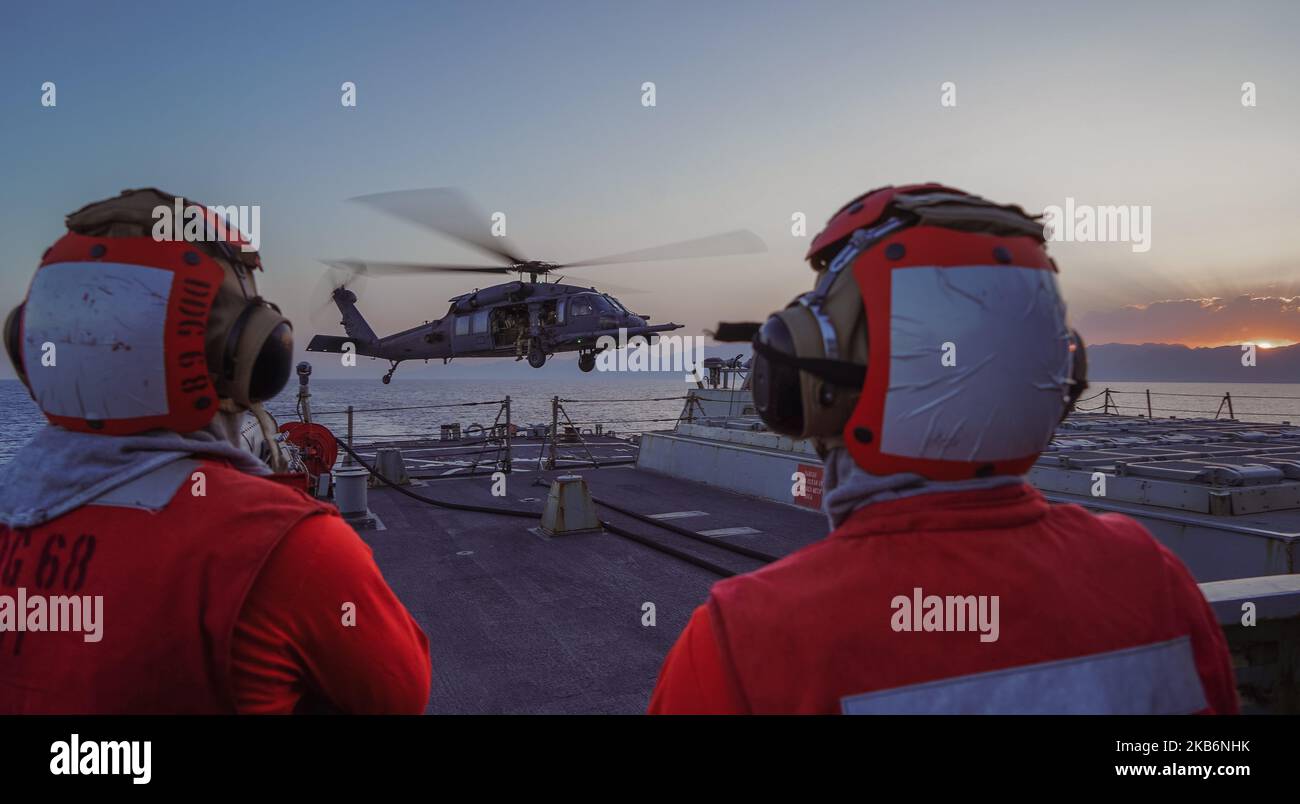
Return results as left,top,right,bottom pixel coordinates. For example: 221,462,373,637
320,258,369,277
340,260,513,277
348,188,528,266
553,275,647,295
560,229,766,269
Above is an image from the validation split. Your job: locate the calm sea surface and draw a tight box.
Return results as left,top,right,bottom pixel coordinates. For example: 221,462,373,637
3,378,1299,464
0,377,693,463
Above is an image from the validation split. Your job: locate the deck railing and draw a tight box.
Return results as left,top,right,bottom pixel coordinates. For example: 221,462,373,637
1073,388,1300,422
295,393,697,474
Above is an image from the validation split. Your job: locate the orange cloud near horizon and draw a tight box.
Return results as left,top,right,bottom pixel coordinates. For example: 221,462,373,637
1074,295,1300,349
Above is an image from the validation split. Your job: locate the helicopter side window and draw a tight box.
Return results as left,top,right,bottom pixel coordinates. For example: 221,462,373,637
570,295,595,317
455,315,471,336
555,299,566,324
471,310,490,334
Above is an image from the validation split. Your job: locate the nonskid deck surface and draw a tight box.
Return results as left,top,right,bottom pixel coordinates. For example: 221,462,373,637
357,464,826,714
355,413,1300,712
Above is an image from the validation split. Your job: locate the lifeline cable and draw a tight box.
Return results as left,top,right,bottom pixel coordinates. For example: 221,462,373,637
333,438,745,577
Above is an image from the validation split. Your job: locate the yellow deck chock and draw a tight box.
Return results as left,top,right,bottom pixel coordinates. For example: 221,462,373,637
371,448,411,487
540,475,602,536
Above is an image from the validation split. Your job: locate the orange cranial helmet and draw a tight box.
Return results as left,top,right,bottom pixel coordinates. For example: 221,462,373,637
749,184,1088,480
3,189,293,435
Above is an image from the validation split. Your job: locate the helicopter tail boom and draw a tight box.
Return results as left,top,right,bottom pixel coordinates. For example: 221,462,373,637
305,286,380,357
332,288,378,344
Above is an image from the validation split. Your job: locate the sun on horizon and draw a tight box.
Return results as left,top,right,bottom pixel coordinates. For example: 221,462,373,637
1091,339,1299,349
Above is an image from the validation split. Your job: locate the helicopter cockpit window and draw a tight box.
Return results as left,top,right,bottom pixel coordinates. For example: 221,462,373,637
571,293,615,317
603,295,626,313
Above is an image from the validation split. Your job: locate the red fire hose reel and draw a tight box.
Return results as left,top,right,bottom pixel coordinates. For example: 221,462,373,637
279,422,339,480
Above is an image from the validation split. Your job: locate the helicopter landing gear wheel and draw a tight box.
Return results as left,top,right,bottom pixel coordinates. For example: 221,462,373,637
383,361,400,384
527,340,547,369
578,353,596,373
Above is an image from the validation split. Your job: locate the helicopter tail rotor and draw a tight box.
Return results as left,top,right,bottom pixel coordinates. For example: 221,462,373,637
309,260,372,330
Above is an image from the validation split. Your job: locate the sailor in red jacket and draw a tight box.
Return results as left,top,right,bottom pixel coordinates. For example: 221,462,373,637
0,189,430,714
648,185,1237,715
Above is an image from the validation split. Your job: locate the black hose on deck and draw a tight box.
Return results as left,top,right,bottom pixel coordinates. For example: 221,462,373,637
582,490,781,564
333,439,740,578
336,439,535,517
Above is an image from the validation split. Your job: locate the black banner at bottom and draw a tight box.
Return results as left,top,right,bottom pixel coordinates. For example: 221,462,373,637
0,715,1282,790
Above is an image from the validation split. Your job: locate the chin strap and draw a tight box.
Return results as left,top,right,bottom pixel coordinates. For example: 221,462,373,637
750,336,867,389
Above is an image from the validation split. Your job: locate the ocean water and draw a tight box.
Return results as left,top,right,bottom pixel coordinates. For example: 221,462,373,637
262,377,694,444
0,377,694,463
3,378,1299,464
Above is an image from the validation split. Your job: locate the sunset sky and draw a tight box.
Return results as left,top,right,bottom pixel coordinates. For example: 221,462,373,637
1,0,1297,379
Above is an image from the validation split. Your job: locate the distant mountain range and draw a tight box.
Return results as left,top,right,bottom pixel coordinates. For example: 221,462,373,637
1087,342,1300,383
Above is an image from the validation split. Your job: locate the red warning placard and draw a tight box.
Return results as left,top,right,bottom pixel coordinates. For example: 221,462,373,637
794,462,824,510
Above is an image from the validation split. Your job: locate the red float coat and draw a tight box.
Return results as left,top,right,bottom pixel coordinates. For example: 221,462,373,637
648,484,1237,715
0,459,430,714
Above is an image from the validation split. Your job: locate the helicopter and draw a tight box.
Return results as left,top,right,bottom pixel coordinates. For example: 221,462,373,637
307,188,765,383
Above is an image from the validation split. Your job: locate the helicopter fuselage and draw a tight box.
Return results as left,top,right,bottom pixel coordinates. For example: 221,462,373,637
307,280,682,377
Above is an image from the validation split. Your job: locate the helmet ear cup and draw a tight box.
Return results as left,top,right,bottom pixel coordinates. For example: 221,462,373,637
215,302,293,407
752,315,805,436
249,320,294,403
4,303,28,388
